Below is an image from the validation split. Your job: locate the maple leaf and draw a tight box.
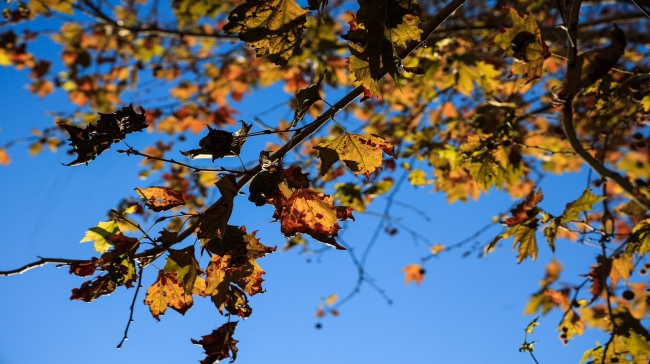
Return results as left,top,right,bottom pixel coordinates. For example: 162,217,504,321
58,105,147,166
582,256,612,303
505,188,543,227
314,133,395,179
274,188,354,250
144,270,194,321
347,42,381,100
284,165,310,189
181,121,252,161
164,245,202,295
610,254,633,289
80,220,121,253
136,186,186,212
192,322,239,364
385,14,422,48
560,189,606,223
223,0,308,65
197,175,238,253
217,285,252,318
402,264,425,285
70,274,116,302
493,7,549,83
512,221,538,264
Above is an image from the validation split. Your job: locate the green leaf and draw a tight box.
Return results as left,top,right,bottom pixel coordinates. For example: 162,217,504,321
560,189,605,223
543,219,559,253
164,246,201,295
513,222,538,263
347,42,381,99
385,14,422,48
525,316,540,334
622,329,650,356
80,221,120,253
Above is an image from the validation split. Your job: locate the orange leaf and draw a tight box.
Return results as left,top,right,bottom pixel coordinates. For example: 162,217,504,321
402,264,425,285
191,322,239,364
276,188,354,250
0,147,10,166
144,270,193,321
136,186,186,212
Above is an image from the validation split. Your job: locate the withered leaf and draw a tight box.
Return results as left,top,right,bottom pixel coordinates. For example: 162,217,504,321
197,175,238,253
136,186,186,212
58,105,147,166
505,188,543,227
275,188,354,250
284,165,310,189
192,322,239,364
69,258,99,277
70,274,116,302
181,121,252,161
293,73,324,125
144,270,194,321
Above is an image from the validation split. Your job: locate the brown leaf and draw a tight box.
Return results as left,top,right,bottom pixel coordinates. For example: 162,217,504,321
284,165,310,189
144,270,194,321
69,258,99,277
505,188,543,227
70,274,116,302
191,322,239,364
275,188,354,250
136,186,186,212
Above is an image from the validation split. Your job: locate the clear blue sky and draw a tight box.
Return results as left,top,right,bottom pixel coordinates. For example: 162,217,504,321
0,11,615,364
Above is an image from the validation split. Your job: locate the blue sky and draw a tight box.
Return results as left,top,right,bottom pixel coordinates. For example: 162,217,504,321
0,9,623,364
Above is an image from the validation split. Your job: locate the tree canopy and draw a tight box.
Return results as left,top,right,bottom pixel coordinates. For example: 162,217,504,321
2,0,650,362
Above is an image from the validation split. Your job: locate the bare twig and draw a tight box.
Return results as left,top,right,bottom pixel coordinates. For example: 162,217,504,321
0,257,85,276
117,264,145,349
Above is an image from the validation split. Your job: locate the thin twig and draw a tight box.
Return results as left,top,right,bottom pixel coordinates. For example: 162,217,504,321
117,264,145,349
0,256,85,276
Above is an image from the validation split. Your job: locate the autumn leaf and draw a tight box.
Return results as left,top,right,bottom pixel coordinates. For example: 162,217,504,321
70,274,116,302
274,188,354,250
293,73,324,125
197,175,238,253
505,188,543,227
68,258,99,277
513,222,538,264
430,244,445,255
385,14,421,48
164,246,201,295
493,7,549,83
560,189,605,223
181,122,252,161
58,105,147,166
610,254,633,289
0,147,9,166
80,220,120,253
347,42,381,100
223,0,308,65
314,133,396,179
144,270,194,321
136,186,186,212
402,264,425,285
192,322,239,364
284,165,310,189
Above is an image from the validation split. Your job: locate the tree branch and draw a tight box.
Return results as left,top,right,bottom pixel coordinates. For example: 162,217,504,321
117,264,145,349
0,257,85,276
173,0,468,245
561,1,650,212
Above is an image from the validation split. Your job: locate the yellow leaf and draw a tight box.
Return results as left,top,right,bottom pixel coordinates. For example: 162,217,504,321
430,244,445,255
325,293,338,306
314,133,395,179
513,224,538,263
80,221,120,253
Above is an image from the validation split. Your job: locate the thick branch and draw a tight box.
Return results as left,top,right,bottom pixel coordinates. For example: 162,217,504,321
561,1,650,212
